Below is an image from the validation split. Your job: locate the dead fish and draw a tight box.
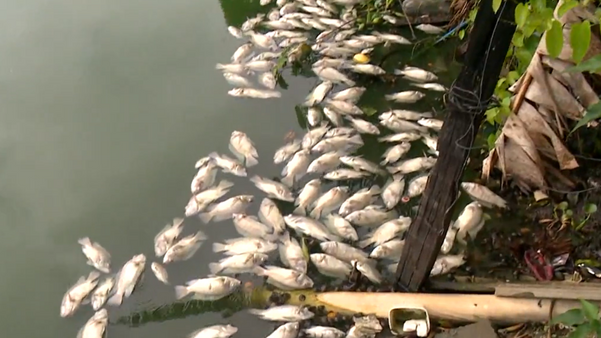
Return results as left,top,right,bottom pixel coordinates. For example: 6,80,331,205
422,135,439,155
199,195,254,223
310,253,352,279
406,174,429,198
151,262,170,285
175,276,241,300
313,57,347,69
294,179,322,215
347,64,386,75
351,259,383,284
60,271,101,317
313,136,362,155
313,66,355,86
279,231,308,273
284,215,339,242
282,149,311,187
241,14,265,32
394,66,438,82
384,91,425,103
388,156,436,175
274,139,302,164
249,305,314,322
208,152,247,177
77,309,108,338
370,239,405,259
320,241,368,262
305,327,345,338
302,123,329,150
163,231,207,263
440,226,458,254
323,168,369,180
78,237,111,273
267,8,281,21
411,82,447,92
323,107,344,127
266,322,300,338
247,31,277,49
307,107,323,127
380,115,428,133
358,217,411,248
209,252,268,275
229,131,259,167
330,87,366,103
188,325,238,338
324,99,364,116
378,132,422,143
255,265,314,290
213,237,278,255
347,116,380,135
308,151,341,174
154,217,186,257
185,180,234,217
417,118,444,131
305,81,333,106
228,26,244,39
340,156,386,175
251,175,295,202
259,198,287,234
232,42,254,63
381,142,411,165
345,205,398,227
461,182,508,209
191,159,218,194
311,186,349,219
388,109,433,121
382,175,405,209
454,201,485,244
232,213,274,239
323,214,358,241
90,277,115,311
373,31,411,45
430,254,466,276
216,63,248,75
107,254,146,306
415,23,446,34
339,186,380,217
228,88,282,99
223,72,253,87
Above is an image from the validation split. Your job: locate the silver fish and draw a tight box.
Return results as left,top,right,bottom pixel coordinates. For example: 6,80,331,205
281,149,311,187
347,117,380,135
373,32,411,44
406,174,429,198
249,305,314,322
311,186,349,219
78,237,111,274
348,64,385,75
151,262,170,285
378,132,422,143
351,259,383,284
279,3,298,15
417,118,444,131
430,254,465,276
175,276,241,300
189,324,238,338
252,51,282,61
247,60,276,72
260,0,272,5
411,82,447,92
107,254,146,306
250,176,295,202
384,90,425,103
263,20,294,30
388,156,436,175
232,42,253,63
305,326,346,338
279,232,308,273
228,26,244,39
380,115,428,133
354,34,382,44
313,57,347,69
209,253,268,275
208,152,247,177
293,179,322,215
163,231,206,263
323,214,358,241
302,123,330,150
248,31,277,49
381,142,411,165
259,198,287,234
313,66,355,86
60,271,100,317
370,239,405,259
77,309,108,338
320,241,368,262
330,87,366,103
358,217,412,248
241,14,265,32
199,195,254,223
323,168,368,180
461,182,508,209
340,156,385,175
191,159,218,194
339,186,380,217
213,237,277,255
382,175,405,209
415,23,446,34
274,139,302,164
255,265,314,290
387,109,433,121
228,88,282,99
305,81,333,106
91,276,115,311
229,131,259,167
223,72,253,87
324,126,356,138
454,201,485,244
310,253,352,279
324,99,364,116
154,217,186,257
394,66,438,82
307,107,323,127
440,226,458,254
232,213,274,239
267,8,281,21
323,106,344,126
284,215,339,242
422,134,439,155
185,180,234,217
267,322,300,338
216,63,248,75
258,72,277,90
345,205,398,227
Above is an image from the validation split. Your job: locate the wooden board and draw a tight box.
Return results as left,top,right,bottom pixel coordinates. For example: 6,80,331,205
495,282,601,301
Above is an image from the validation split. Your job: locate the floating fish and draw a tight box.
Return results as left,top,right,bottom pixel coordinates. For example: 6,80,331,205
229,131,259,167
249,305,314,322
461,182,508,209
151,262,170,285
78,237,111,273
175,276,241,300
60,271,101,317
163,231,207,263
188,325,238,338
108,254,146,306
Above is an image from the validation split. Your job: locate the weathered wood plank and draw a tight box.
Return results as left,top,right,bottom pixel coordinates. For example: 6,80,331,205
393,0,520,291
495,282,601,301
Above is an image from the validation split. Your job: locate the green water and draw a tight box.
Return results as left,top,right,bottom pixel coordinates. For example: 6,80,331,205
0,0,461,337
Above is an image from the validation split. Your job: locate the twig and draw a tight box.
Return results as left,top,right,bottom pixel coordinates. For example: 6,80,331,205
511,71,533,114
398,0,416,39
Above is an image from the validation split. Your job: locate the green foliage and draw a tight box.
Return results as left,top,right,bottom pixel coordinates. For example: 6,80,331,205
551,300,601,338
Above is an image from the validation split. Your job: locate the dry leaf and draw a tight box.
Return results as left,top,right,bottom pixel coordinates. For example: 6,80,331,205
534,190,549,201
502,115,545,173
542,56,599,108
500,138,547,192
523,73,585,120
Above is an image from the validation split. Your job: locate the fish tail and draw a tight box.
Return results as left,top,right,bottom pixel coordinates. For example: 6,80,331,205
106,292,123,306
208,263,223,275
292,205,306,215
245,155,259,167
247,308,264,316
369,185,382,194
212,242,227,253
198,211,213,224
280,175,294,188
194,230,208,241
216,180,235,190
208,152,220,159
174,285,190,300
309,207,321,219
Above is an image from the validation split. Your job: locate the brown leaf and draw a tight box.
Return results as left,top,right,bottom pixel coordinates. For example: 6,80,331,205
500,138,547,192
502,115,545,173
542,56,599,108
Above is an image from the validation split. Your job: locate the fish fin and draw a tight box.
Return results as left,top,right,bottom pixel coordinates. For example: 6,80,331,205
369,185,382,194
81,298,90,305
292,205,306,215
309,207,321,219
216,180,235,190
123,282,137,298
87,270,101,281
280,175,294,188
279,231,291,244
213,243,227,252
245,155,259,167
198,211,213,224
77,237,92,246
193,230,208,241
208,152,220,159
172,217,185,229
249,175,261,185
208,263,223,275
174,285,189,300
106,292,123,306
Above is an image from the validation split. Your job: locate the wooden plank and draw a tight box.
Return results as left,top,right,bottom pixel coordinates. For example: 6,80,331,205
495,282,601,301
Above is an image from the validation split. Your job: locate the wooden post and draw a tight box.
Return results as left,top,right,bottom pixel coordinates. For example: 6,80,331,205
394,0,519,291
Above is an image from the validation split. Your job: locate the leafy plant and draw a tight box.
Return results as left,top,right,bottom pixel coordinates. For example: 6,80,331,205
575,202,598,230
550,299,601,338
